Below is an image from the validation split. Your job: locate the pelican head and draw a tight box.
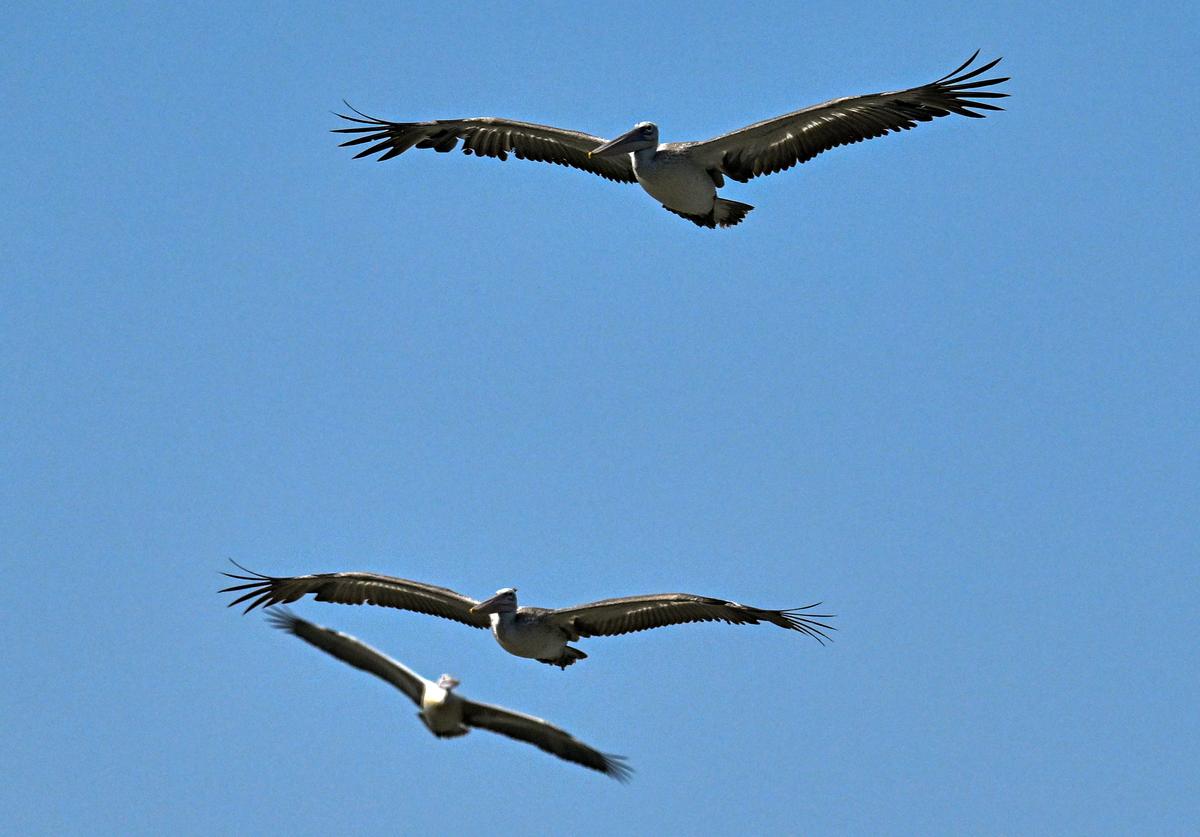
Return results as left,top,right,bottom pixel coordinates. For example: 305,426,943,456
469,587,518,615
590,122,659,157
436,673,460,691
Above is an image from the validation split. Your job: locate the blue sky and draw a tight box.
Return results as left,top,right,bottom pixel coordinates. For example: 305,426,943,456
3,2,1197,834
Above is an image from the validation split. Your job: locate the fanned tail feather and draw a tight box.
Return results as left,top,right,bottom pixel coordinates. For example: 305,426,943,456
714,198,754,228
664,198,755,229
539,646,588,669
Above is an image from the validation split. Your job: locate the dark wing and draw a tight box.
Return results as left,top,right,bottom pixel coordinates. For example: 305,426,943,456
264,608,426,705
220,561,490,628
460,700,632,782
333,107,637,184
685,51,1008,183
545,595,835,644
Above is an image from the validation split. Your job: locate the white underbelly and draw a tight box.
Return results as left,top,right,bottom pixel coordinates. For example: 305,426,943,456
492,623,566,659
421,688,464,734
634,159,715,215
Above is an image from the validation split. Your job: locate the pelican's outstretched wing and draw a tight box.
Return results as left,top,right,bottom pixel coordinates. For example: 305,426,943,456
684,51,1008,183
265,608,426,705
461,699,632,782
545,595,835,644
220,562,489,628
333,108,637,184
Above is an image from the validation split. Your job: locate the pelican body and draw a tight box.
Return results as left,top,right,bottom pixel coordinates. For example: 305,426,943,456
470,588,589,668
419,673,466,737
221,563,835,669
333,51,1008,228
588,124,753,227
263,609,631,779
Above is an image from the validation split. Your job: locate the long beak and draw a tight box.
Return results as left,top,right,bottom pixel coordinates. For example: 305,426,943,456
469,593,504,615
590,126,644,158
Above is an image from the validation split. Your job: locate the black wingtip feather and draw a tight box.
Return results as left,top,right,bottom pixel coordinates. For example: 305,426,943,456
339,100,381,122
951,76,1010,91
226,559,270,579
355,138,396,159
781,603,837,644
216,560,283,613
264,606,302,633
603,755,635,783
936,49,983,83
948,56,1003,86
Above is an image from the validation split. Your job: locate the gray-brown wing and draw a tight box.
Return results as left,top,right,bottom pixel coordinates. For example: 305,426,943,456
264,608,426,705
545,594,835,644
333,108,637,184
460,700,632,781
685,51,1008,183
220,561,490,628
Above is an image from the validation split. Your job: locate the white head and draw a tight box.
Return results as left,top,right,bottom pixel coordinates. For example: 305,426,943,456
436,673,460,691
469,587,518,616
590,122,659,157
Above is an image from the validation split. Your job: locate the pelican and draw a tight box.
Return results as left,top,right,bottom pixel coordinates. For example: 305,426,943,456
334,51,1007,228
261,608,630,780
221,563,834,669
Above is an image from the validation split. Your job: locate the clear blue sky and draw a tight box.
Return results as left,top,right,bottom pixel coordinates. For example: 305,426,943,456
3,2,1196,834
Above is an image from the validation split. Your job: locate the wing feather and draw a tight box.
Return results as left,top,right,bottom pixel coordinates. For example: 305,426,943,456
461,700,632,781
219,561,489,628
264,608,426,705
333,107,637,184
685,51,1009,183
545,594,835,644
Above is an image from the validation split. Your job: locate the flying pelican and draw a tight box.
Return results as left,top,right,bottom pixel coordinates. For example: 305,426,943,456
261,608,631,780
334,51,1007,228
221,563,834,669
